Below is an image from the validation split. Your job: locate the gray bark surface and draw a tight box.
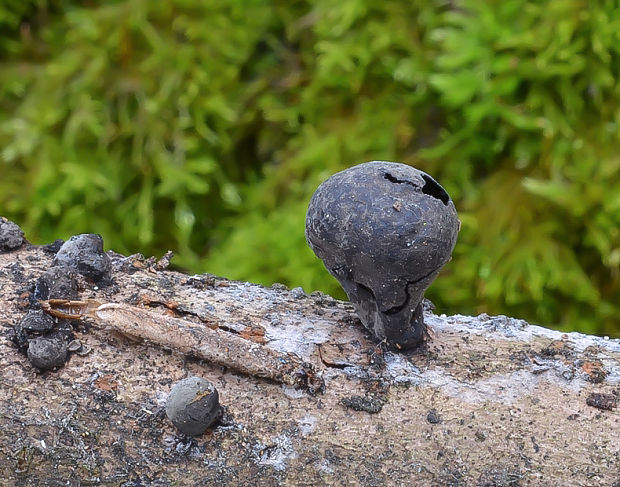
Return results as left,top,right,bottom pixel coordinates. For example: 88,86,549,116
0,241,619,486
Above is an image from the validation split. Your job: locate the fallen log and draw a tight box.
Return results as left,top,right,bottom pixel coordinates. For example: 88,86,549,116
0,224,618,486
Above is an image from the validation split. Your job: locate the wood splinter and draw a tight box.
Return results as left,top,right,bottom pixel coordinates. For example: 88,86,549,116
41,299,324,394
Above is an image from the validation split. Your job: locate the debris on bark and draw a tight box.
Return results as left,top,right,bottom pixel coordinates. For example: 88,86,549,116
0,219,619,486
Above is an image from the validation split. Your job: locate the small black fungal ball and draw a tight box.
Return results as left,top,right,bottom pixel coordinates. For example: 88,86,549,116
34,266,80,301
53,234,111,283
9,324,30,353
27,335,68,370
305,161,460,350
20,310,55,334
0,218,25,251
165,377,222,436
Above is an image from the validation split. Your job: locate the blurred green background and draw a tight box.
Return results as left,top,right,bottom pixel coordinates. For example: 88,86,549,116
1,0,619,336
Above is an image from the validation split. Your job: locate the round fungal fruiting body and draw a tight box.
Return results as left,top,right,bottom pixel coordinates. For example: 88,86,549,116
34,266,80,301
27,335,68,370
305,161,460,350
165,377,221,436
53,234,111,283
0,218,25,251
20,310,55,334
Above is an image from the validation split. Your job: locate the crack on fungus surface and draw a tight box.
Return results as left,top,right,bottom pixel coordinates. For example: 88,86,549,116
383,171,450,206
383,171,417,187
383,267,440,315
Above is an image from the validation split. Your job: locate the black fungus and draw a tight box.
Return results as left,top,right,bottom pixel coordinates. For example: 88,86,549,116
11,311,61,353
34,266,80,300
53,234,111,283
27,335,68,370
9,324,30,353
165,377,222,436
0,218,25,251
19,310,55,334
305,161,460,350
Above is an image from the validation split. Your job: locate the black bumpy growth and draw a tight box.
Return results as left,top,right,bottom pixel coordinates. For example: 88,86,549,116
305,161,460,350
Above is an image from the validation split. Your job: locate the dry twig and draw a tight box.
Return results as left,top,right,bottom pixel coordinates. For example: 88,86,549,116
41,299,324,393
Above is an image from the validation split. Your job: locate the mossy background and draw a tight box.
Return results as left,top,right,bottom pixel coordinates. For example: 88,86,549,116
1,0,618,336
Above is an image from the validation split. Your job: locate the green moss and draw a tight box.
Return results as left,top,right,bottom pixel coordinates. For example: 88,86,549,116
1,0,618,335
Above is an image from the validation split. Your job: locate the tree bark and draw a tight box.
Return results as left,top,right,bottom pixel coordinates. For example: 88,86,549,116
0,235,618,486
